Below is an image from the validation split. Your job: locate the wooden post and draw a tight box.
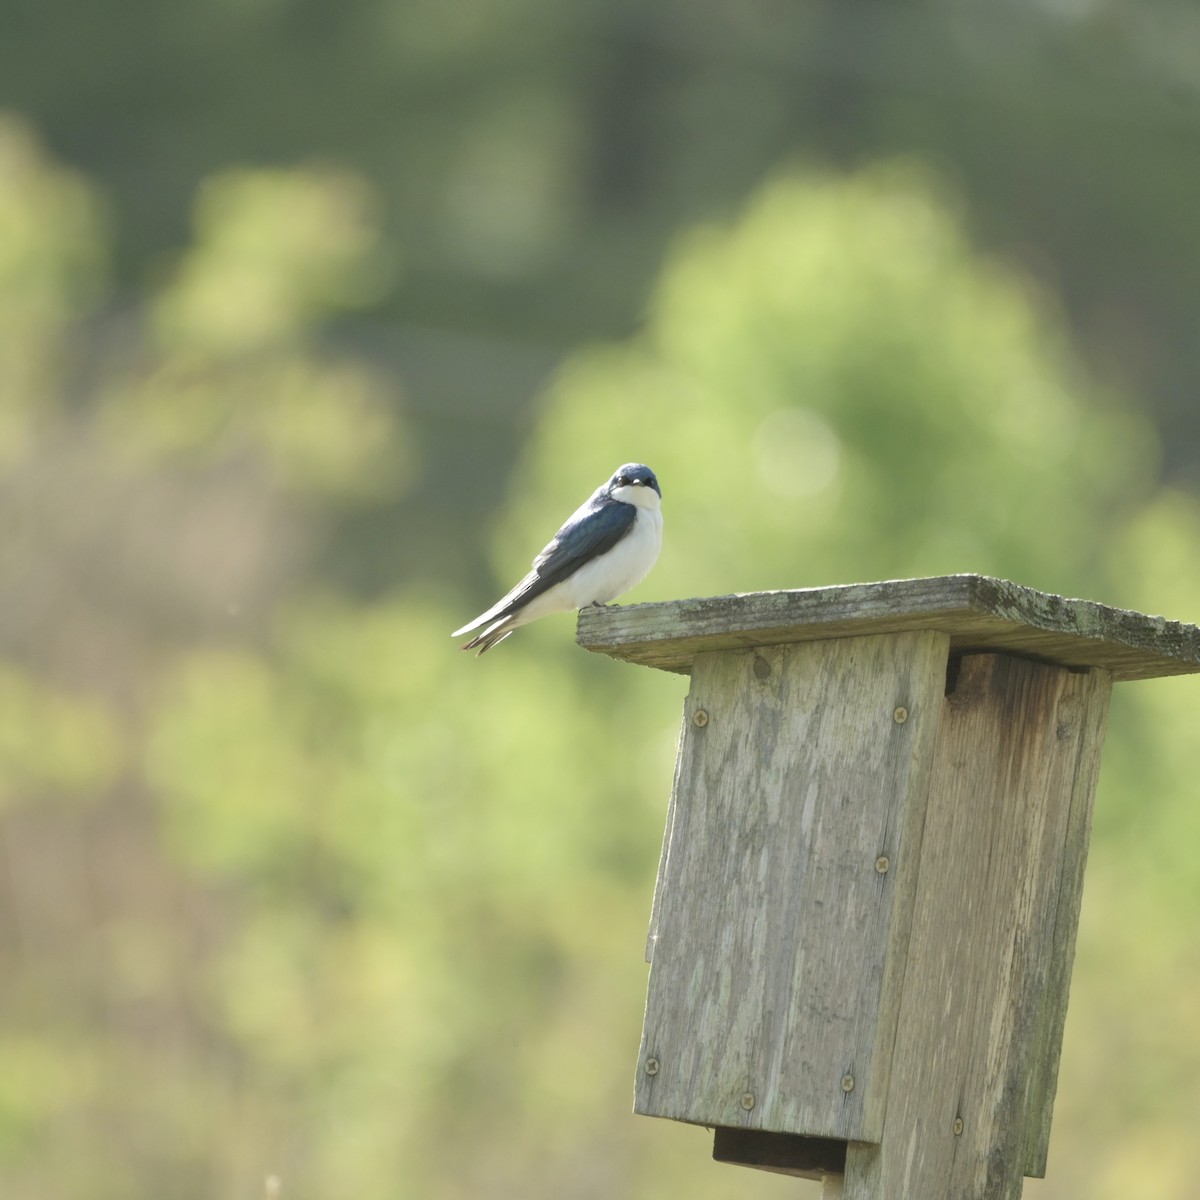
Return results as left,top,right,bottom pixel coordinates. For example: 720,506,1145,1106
577,576,1200,1200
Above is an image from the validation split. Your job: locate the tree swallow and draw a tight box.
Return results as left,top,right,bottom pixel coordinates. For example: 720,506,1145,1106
453,463,663,655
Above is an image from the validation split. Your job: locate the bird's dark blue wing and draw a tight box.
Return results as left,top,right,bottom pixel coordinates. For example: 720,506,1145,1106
532,498,636,587
488,497,637,621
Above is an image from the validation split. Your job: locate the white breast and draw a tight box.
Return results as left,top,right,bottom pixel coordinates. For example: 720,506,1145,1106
564,502,663,608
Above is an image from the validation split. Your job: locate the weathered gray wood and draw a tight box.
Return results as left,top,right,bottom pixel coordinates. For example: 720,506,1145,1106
840,655,1112,1200
822,1175,846,1199
1020,665,1112,1176
645,705,687,964
577,575,1200,681
635,631,950,1140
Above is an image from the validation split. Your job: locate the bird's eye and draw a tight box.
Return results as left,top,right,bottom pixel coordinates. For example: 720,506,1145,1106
616,476,629,487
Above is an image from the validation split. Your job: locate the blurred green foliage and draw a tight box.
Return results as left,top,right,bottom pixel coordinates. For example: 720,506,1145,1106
2,111,1200,1200
7,0,1200,506
0,119,106,461
503,163,1157,596
100,164,405,499
0,664,123,807
153,168,396,358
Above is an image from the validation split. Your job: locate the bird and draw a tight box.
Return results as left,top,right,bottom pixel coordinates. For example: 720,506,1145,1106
453,463,663,655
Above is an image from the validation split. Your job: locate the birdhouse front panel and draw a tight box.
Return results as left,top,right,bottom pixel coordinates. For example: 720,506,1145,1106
635,630,950,1141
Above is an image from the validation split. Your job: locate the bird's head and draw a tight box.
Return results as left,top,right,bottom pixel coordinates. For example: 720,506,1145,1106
608,463,661,507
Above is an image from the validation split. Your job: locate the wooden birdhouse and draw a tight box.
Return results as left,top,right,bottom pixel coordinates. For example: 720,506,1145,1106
576,576,1200,1200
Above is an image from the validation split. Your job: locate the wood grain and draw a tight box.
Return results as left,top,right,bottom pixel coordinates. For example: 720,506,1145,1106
840,655,1112,1200
1020,664,1111,1177
635,631,950,1140
577,575,1200,681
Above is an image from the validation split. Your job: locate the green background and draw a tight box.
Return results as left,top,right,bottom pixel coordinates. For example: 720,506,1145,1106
2,4,1199,1197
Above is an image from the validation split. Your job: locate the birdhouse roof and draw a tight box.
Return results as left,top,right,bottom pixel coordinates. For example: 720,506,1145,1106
577,575,1200,681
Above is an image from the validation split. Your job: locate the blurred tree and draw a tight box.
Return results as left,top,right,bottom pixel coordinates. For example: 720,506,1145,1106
4,0,1200,517
0,116,106,461
0,117,412,689
0,121,415,1199
501,162,1157,599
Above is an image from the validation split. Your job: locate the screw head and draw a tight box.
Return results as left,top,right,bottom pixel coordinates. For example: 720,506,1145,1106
953,1117,964,1136
644,1057,660,1076
693,709,709,727
840,1074,855,1093
740,1092,755,1111
893,706,909,724
875,855,890,874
